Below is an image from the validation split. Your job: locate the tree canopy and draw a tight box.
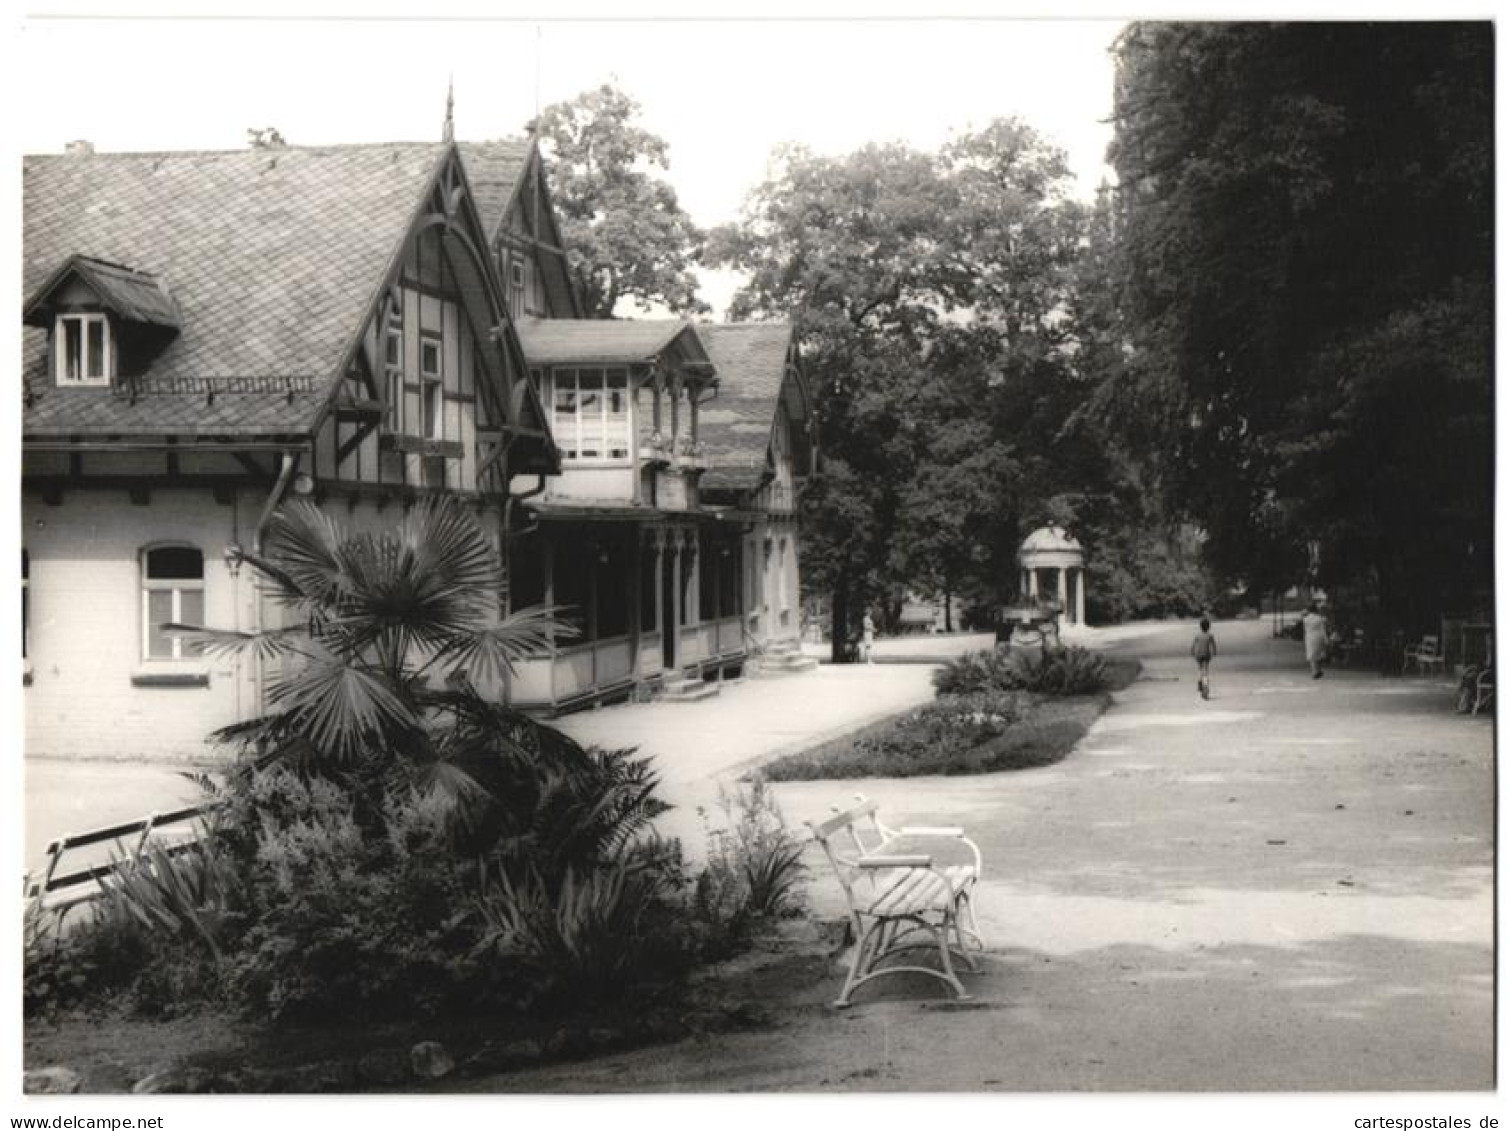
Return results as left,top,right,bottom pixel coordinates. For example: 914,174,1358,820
709,123,1139,651
1109,22,1493,627
530,83,708,318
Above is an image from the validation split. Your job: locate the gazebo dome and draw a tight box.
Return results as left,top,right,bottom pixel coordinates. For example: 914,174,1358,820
1020,525,1083,558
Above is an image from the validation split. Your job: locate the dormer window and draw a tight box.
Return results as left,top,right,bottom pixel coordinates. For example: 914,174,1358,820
55,312,111,386
26,257,179,388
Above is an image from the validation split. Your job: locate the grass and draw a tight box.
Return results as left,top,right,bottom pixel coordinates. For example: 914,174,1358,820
761,654,1141,782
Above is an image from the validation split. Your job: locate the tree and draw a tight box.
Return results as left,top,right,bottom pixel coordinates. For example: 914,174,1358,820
1110,23,1493,628
174,497,667,856
530,83,708,317
710,123,1105,652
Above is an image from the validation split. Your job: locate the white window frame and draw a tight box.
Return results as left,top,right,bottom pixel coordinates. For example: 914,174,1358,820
54,312,111,387
21,550,29,662
383,295,404,430
550,367,632,464
141,545,205,661
419,331,443,440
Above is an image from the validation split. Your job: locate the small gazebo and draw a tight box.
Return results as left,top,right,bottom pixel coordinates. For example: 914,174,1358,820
1019,526,1087,626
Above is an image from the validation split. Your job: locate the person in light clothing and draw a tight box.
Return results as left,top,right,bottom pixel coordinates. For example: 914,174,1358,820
1190,616,1217,699
860,612,876,664
1301,602,1329,679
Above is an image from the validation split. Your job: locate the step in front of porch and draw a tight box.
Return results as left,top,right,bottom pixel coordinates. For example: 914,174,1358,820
752,640,819,678
659,675,721,703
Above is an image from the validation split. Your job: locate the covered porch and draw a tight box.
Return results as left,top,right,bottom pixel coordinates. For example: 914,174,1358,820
504,505,748,712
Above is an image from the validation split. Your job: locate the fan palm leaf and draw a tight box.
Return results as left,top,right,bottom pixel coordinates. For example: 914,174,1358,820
454,603,578,686
264,645,419,763
162,623,311,663
260,502,353,611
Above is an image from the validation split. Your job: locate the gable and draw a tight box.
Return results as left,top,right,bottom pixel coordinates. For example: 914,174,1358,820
458,139,583,319
325,145,559,476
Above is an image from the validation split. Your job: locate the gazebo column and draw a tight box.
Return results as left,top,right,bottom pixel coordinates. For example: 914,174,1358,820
1074,569,1086,626
1057,567,1068,612
1028,569,1039,599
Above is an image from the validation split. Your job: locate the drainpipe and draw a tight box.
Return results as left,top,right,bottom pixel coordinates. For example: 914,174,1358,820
503,469,547,560
242,449,300,716
250,450,302,557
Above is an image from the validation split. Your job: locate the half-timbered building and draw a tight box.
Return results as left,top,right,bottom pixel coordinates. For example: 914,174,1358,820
21,140,554,759
21,132,816,758
459,138,819,710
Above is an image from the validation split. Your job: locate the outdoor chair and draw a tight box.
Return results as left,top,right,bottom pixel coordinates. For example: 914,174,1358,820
1460,663,1496,717
807,794,985,1008
1402,635,1446,677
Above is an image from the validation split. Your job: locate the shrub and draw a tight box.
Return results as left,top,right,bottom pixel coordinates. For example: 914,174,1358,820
933,646,1109,696
219,769,486,1022
932,648,1019,696
474,835,692,1009
695,779,807,944
1006,646,1109,695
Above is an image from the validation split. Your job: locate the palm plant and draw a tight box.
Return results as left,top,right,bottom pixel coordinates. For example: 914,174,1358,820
170,497,585,837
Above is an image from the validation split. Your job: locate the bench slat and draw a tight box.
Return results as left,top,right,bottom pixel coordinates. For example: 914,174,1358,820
809,797,882,841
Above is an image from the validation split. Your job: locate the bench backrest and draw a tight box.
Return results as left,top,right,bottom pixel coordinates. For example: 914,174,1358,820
25,803,220,912
807,794,913,929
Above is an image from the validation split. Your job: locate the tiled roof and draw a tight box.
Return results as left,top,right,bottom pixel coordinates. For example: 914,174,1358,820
22,142,449,438
516,318,696,367
456,138,533,241
25,256,182,329
24,381,323,437
696,322,794,490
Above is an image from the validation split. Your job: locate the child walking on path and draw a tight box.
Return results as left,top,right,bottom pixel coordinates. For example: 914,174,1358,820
1191,617,1217,699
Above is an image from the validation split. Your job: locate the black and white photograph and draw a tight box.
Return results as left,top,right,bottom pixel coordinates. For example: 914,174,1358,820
7,4,1496,1122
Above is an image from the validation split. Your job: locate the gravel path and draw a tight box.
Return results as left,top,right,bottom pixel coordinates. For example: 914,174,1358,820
466,619,1494,1092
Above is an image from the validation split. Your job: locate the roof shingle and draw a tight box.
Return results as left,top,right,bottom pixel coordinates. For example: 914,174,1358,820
23,142,448,438
696,322,795,490
516,318,697,367
456,138,533,241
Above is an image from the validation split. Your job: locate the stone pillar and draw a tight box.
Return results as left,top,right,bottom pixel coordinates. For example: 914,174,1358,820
1057,567,1068,612
1028,569,1039,599
1074,569,1086,626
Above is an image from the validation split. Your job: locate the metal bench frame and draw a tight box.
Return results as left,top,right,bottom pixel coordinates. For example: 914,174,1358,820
807,794,985,1008
24,803,219,923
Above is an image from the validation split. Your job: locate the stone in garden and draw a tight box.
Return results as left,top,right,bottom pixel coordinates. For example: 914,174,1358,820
409,1041,455,1080
24,1067,82,1094
131,1065,210,1094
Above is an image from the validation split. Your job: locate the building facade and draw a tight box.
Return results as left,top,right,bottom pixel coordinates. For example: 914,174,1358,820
21,135,814,758
20,141,553,759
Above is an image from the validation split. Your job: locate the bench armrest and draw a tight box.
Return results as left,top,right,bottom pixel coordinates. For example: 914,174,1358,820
899,826,965,837
857,854,932,869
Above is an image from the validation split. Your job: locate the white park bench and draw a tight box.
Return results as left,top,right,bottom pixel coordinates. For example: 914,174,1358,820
807,794,985,1008
24,803,218,923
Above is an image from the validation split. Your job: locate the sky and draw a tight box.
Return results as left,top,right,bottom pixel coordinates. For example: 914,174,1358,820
13,16,1123,314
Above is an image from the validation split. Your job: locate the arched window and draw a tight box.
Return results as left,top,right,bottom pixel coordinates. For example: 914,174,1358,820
142,545,204,660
